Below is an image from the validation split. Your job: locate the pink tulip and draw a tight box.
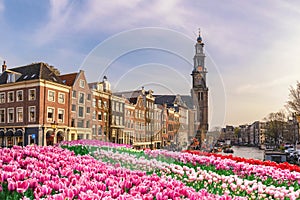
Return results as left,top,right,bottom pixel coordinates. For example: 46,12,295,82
7,179,16,191
16,180,30,193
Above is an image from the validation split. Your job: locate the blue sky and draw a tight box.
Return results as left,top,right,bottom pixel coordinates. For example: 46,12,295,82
0,0,300,128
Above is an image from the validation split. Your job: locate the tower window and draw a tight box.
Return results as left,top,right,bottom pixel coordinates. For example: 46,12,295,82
198,92,204,101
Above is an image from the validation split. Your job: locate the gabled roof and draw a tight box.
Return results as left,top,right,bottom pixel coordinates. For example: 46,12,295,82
59,72,78,86
114,90,143,99
154,95,176,106
0,62,64,84
180,95,194,109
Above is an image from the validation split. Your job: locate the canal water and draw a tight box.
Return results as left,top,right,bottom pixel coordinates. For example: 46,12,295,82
220,146,265,160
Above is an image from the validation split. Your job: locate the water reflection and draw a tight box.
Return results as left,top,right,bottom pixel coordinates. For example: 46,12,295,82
220,146,264,160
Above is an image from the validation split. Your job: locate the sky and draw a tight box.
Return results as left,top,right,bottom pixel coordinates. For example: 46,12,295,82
0,0,300,129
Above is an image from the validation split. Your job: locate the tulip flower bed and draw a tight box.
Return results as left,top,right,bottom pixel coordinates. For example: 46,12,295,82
61,140,300,199
1,144,245,200
1,140,300,200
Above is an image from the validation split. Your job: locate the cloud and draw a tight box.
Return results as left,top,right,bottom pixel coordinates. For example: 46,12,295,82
0,0,4,13
33,0,72,46
33,0,190,45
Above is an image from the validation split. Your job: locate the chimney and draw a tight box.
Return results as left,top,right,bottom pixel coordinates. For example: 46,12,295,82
2,61,7,72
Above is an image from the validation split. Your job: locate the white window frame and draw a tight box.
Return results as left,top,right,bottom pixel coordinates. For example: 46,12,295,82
79,79,85,88
58,109,64,123
58,92,65,104
92,111,96,120
47,107,55,122
0,108,5,123
71,104,76,112
48,90,55,102
0,92,5,103
72,90,76,98
8,91,14,103
28,89,36,101
78,92,85,104
16,107,23,123
29,106,36,122
92,99,96,107
16,90,23,102
7,108,14,123
87,94,91,101
78,106,84,118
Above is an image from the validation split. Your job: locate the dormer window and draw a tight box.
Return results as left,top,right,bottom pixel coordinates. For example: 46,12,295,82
7,73,15,83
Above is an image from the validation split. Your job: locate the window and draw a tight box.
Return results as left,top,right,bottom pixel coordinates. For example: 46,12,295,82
28,89,36,100
92,111,96,120
58,93,65,104
79,93,84,104
47,107,54,122
86,107,90,114
86,120,90,128
71,104,76,112
8,108,14,123
7,73,15,83
0,109,5,123
48,91,55,102
98,126,102,135
120,116,123,126
112,101,115,111
72,90,76,98
98,100,102,108
116,102,119,112
71,119,75,127
92,125,97,135
92,99,96,107
29,106,36,122
16,107,23,122
58,109,64,123
8,92,14,102
87,94,91,101
98,112,102,121
103,101,107,108
0,93,5,103
79,80,85,88
104,112,107,122
77,119,84,128
116,116,119,125
17,90,23,101
78,106,84,117
120,103,123,112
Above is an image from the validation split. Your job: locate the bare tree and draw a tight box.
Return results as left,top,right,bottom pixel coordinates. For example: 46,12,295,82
264,110,287,146
286,81,300,114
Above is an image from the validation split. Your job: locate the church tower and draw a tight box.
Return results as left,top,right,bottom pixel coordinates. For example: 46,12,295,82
191,30,209,144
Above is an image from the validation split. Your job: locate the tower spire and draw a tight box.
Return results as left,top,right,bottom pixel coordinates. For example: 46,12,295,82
197,28,202,43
